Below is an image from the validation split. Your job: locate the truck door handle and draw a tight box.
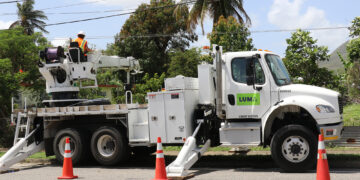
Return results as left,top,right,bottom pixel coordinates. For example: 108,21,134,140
169,115,176,120
151,116,157,121
228,94,235,105
255,86,262,91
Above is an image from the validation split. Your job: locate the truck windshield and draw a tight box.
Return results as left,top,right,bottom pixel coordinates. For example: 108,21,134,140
265,54,291,86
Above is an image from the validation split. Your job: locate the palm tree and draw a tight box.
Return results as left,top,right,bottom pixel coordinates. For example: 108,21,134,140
177,0,251,34
9,0,48,35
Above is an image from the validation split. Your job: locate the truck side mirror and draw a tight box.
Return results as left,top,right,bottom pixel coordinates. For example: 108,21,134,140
246,58,255,86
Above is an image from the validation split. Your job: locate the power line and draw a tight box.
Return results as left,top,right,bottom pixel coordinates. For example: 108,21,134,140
39,0,107,11
47,26,350,41
1,8,136,16
251,26,349,33
0,0,19,4
45,0,197,27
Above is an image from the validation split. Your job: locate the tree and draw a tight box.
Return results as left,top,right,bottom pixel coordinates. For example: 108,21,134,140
0,27,49,89
9,0,48,35
343,17,360,98
114,0,197,76
284,29,337,87
130,73,166,104
349,16,360,38
208,16,254,52
0,58,23,147
168,48,203,77
177,0,251,33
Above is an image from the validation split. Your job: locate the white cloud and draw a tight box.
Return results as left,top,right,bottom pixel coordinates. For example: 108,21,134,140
0,20,13,30
268,0,349,51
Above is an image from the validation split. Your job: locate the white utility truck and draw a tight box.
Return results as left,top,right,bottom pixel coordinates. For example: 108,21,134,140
0,45,343,176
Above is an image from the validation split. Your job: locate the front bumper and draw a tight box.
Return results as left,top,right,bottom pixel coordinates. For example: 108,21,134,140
318,122,343,141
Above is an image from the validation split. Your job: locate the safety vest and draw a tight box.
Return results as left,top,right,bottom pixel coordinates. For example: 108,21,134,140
74,38,87,53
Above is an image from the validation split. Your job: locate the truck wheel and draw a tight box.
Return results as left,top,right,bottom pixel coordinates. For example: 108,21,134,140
53,128,88,165
270,125,317,172
91,126,130,165
132,146,156,157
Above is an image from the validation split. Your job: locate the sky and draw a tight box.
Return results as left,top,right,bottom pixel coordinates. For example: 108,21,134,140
0,0,359,57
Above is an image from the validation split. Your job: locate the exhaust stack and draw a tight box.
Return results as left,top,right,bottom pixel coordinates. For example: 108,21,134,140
215,46,224,119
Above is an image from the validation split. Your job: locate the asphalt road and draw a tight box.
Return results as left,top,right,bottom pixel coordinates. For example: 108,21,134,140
1,163,360,180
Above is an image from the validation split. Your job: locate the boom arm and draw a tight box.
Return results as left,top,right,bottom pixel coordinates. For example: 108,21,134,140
38,47,141,103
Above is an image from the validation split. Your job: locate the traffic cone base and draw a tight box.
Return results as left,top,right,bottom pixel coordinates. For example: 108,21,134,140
153,137,169,180
316,134,330,180
58,138,78,179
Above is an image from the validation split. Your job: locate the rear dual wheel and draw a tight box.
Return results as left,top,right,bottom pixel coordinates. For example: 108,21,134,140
90,126,130,165
53,128,89,165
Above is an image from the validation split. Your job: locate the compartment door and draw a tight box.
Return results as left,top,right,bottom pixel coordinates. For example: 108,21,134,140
148,93,167,143
164,92,186,143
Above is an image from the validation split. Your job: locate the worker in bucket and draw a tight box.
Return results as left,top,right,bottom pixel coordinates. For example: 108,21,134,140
74,31,92,56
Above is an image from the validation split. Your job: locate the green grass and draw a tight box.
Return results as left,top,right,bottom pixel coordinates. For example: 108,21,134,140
0,151,55,159
343,103,360,126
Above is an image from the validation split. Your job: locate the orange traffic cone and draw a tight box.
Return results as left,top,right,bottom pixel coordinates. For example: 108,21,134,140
316,134,330,180
58,138,78,179
153,137,169,180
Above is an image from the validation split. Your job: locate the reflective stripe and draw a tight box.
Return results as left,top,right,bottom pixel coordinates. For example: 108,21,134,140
157,142,163,151
157,150,163,154
64,153,72,158
323,153,327,159
65,143,70,151
317,153,327,160
80,40,87,52
324,136,339,141
156,153,164,158
318,141,325,150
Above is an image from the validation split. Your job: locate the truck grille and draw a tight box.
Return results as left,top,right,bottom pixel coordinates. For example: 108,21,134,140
338,96,344,114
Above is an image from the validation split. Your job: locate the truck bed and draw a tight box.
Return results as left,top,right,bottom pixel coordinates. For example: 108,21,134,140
13,104,148,117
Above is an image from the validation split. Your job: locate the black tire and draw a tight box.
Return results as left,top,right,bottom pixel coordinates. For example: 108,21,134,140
132,146,156,157
53,128,89,165
270,125,317,172
90,126,130,165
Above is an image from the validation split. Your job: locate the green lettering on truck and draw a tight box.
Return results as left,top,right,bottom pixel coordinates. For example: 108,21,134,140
236,93,260,105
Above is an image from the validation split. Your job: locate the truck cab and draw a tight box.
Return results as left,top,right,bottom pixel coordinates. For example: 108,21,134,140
198,49,343,171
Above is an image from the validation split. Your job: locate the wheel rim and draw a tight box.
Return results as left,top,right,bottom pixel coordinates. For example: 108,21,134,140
58,136,75,157
97,135,116,157
281,135,309,163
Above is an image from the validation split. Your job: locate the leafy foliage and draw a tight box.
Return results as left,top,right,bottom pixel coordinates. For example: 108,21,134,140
284,29,338,88
168,48,203,77
208,16,254,52
0,27,49,95
349,17,360,38
127,73,166,104
344,39,360,98
0,28,50,147
114,0,197,76
179,0,251,33
0,58,23,147
340,17,360,99
9,0,48,35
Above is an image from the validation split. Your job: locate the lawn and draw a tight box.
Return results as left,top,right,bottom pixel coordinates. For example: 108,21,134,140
343,103,360,126
0,151,55,159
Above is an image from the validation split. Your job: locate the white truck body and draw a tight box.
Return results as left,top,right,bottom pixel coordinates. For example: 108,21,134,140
1,47,343,175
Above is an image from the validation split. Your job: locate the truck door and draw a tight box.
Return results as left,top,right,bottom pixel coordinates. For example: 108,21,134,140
225,55,271,119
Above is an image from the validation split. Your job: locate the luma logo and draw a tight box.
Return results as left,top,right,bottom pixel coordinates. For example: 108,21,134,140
236,93,260,105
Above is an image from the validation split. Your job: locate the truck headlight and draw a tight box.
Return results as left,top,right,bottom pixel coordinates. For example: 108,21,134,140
316,105,335,113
